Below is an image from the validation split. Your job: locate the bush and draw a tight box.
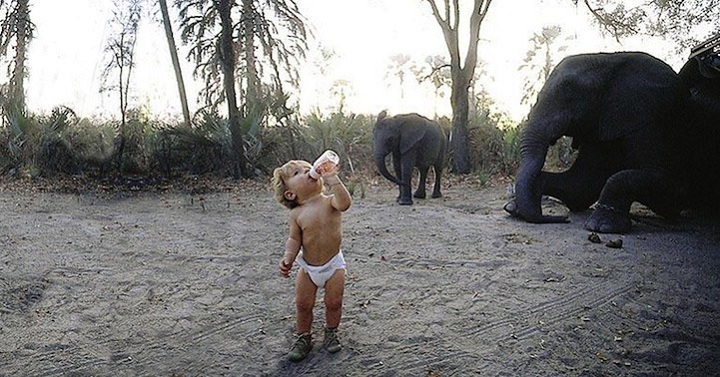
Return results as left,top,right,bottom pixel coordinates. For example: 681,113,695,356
467,107,521,177
262,110,375,175
154,108,233,176
68,117,116,175
36,106,82,175
0,105,88,177
0,102,536,186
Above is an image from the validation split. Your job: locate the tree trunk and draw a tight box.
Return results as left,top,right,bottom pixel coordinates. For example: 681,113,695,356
118,29,137,174
450,70,471,173
9,0,29,112
216,0,250,179
426,0,492,175
159,0,191,127
117,35,127,173
241,0,261,124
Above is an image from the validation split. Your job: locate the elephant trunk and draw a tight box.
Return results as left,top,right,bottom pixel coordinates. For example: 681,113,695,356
510,142,547,221
506,129,568,223
374,149,401,185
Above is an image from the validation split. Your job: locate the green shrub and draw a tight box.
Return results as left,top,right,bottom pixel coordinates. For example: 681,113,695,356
262,110,375,175
0,105,87,177
68,117,116,175
0,107,33,174
36,106,82,175
0,102,538,185
155,108,233,176
467,107,520,177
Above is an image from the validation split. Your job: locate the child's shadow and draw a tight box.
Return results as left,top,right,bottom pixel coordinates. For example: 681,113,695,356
272,346,357,376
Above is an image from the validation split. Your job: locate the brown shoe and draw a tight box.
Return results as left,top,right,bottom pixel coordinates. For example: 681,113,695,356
323,327,341,353
288,332,312,362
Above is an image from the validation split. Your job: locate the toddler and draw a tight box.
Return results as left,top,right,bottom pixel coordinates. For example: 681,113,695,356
271,159,352,362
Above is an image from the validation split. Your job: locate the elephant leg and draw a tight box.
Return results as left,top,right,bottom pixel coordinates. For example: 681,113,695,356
586,125,682,233
414,167,429,199
585,168,681,233
431,164,442,198
544,142,617,212
398,151,416,205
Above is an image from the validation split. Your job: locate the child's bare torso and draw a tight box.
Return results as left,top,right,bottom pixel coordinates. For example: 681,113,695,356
294,195,343,266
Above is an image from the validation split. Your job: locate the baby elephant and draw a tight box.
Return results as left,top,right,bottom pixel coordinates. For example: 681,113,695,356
372,111,446,205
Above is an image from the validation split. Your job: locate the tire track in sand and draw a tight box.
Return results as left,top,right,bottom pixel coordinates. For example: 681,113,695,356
122,313,266,375
462,279,633,343
341,279,634,375
27,348,110,377
33,313,265,376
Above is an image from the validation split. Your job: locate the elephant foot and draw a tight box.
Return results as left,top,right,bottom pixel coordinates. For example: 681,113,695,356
397,194,413,205
585,204,631,234
398,197,413,205
504,200,569,223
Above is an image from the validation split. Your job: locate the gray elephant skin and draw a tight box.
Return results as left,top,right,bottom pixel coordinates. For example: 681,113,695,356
504,36,720,233
373,111,446,205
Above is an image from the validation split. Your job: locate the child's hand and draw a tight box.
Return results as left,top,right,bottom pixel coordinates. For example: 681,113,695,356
279,259,292,278
323,165,341,184
326,163,340,176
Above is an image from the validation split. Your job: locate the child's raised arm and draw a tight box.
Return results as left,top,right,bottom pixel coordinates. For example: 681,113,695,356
324,174,352,211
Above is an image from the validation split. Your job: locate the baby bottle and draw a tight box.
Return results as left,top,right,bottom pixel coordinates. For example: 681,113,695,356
309,150,339,179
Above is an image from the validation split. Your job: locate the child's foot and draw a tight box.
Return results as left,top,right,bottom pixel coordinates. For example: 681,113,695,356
323,327,342,353
288,332,312,362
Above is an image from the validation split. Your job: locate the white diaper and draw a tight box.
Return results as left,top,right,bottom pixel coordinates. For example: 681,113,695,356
296,251,346,288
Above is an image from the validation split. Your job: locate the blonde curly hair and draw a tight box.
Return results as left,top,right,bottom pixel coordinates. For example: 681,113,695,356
271,160,311,209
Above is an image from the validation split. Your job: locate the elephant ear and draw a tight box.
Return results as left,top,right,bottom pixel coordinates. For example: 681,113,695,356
400,119,427,154
597,79,679,141
596,102,649,141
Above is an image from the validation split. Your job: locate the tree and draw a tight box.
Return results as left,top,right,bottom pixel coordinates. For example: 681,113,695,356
0,0,32,117
412,55,452,117
386,54,413,100
176,0,307,178
426,0,493,174
217,0,248,179
329,79,353,113
234,0,308,129
176,0,248,178
158,0,191,127
308,46,347,113
518,25,570,107
519,26,575,168
578,0,720,50
101,0,143,173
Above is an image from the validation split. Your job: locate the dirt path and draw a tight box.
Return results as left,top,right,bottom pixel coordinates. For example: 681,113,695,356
0,181,718,376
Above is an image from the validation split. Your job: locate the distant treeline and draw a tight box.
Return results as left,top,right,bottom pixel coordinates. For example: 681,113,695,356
0,104,575,188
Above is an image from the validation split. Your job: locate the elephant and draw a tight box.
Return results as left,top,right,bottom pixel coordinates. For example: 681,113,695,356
373,111,446,205
504,35,720,233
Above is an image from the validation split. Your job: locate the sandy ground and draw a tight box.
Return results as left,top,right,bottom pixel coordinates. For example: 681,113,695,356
0,178,719,377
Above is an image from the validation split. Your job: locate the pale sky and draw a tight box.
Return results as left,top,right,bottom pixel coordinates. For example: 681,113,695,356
23,0,682,122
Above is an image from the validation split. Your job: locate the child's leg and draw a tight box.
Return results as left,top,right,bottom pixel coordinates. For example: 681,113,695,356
323,269,346,328
295,268,317,334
